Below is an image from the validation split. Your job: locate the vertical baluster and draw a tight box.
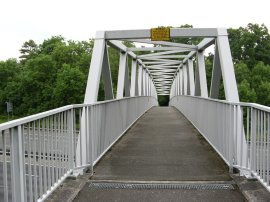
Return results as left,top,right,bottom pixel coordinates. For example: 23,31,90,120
257,110,260,174
246,107,250,169
250,108,254,171
42,118,47,194
2,130,9,202
52,115,56,185
52,114,59,184
38,120,43,198
47,116,52,189
64,111,68,172
79,108,83,166
33,121,38,201
240,106,244,167
260,111,263,177
28,122,33,202
60,112,64,177
266,112,270,186
70,109,74,170
10,126,26,202
56,113,61,181
72,109,76,169
263,112,266,183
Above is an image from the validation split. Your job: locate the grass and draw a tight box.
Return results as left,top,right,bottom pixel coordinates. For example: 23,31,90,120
0,114,19,124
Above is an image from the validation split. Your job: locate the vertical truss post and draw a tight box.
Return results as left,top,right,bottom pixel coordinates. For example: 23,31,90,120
82,32,106,174
178,73,181,95
147,72,149,96
148,76,151,96
130,59,137,97
84,31,106,104
179,69,183,95
187,59,195,95
171,79,175,98
124,57,130,97
170,80,173,99
216,31,239,102
173,76,176,96
102,44,114,100
138,64,143,96
210,40,222,99
117,51,128,99
175,74,178,96
195,51,208,97
143,69,146,96
183,64,188,95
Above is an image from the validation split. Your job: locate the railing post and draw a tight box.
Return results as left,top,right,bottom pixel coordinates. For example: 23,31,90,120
11,125,26,202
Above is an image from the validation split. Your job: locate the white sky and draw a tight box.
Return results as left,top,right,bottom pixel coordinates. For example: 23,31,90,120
0,0,269,60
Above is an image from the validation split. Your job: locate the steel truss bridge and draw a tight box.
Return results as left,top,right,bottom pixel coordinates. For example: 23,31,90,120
0,28,270,201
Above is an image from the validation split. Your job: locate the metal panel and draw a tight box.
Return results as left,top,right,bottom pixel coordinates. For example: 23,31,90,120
104,28,220,40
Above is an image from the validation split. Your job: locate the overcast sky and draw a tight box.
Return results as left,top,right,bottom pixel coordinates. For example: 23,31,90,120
0,0,269,60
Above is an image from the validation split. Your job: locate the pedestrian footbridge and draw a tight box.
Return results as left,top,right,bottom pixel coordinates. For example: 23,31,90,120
0,28,270,201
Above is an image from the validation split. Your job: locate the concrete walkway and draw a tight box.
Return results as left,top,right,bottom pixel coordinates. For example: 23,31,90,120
72,107,247,201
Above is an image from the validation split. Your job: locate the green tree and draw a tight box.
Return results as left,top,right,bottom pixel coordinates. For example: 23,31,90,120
5,55,57,115
228,23,270,68
19,39,38,59
238,80,257,103
256,82,270,106
0,59,20,114
53,64,86,106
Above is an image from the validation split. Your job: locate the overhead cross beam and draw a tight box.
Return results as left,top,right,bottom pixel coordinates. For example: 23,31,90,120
85,28,239,99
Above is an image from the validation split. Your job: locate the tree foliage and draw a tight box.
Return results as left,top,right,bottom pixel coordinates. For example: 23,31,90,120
1,36,93,116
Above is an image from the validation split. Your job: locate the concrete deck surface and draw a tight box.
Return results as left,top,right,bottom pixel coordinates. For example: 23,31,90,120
73,107,247,202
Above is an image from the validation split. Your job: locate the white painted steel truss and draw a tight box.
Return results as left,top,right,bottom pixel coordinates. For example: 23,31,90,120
85,28,239,101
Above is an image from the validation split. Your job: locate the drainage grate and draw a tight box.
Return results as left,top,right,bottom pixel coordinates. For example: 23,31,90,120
89,182,235,190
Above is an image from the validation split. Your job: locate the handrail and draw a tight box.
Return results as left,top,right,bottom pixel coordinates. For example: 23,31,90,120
170,95,270,112
0,96,156,131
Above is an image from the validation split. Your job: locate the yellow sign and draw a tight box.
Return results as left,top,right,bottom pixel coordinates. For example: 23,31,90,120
151,28,170,41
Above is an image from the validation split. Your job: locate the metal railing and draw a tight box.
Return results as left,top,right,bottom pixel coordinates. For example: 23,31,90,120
170,95,270,191
0,96,158,202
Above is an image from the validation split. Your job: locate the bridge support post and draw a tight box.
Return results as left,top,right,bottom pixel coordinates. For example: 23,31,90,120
180,68,183,95
84,31,106,103
102,44,114,100
183,64,188,95
117,51,129,98
210,40,222,99
11,126,26,202
216,35,239,102
187,59,195,95
138,64,143,96
195,51,208,97
130,59,138,96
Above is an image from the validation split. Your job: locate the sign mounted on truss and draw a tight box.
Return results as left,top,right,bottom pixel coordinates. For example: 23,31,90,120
151,28,170,41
